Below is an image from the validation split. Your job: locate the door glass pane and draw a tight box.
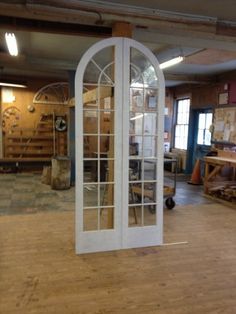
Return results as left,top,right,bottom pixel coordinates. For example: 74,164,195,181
130,48,158,88
83,185,98,207
144,113,157,135
83,110,98,134
128,206,142,227
197,112,212,145
144,182,156,203
206,113,213,128
101,160,114,182
100,111,114,134
146,92,157,111
83,95,98,109
129,137,142,157
100,208,114,230
198,113,205,129
144,205,156,226
129,159,142,181
143,136,156,157
83,47,114,86
129,183,142,204
99,64,114,86
130,88,145,111
144,160,156,180
84,161,98,183
197,130,204,145
83,208,98,231
100,135,114,157
205,130,211,145
100,184,114,206
83,136,97,158
129,112,143,135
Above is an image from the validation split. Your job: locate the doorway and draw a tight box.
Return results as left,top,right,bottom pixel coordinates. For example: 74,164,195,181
187,108,213,174
75,37,165,254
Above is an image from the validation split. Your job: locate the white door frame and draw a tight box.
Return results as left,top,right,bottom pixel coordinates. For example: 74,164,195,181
75,37,165,254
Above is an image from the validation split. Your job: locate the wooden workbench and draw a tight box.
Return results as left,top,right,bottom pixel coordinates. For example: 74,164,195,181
204,152,236,206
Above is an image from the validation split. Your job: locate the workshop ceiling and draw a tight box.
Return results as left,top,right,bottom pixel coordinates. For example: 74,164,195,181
0,0,236,87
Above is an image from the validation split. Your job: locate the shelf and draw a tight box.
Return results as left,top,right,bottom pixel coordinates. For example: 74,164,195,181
5,149,53,155
6,142,53,147
4,113,67,159
6,135,54,140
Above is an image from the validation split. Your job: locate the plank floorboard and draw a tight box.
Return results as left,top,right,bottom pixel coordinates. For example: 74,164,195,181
0,204,236,313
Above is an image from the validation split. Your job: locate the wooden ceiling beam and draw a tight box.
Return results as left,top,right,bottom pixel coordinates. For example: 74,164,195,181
164,73,214,84
1,1,236,41
134,28,236,52
0,15,112,37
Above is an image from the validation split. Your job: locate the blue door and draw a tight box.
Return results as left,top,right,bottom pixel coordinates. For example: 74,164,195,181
187,108,213,174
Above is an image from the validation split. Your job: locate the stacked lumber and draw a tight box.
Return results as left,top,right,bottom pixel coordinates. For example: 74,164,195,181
208,181,236,203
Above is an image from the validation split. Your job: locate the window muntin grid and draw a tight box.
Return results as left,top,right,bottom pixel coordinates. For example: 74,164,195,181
174,98,190,150
197,112,212,145
128,52,159,227
82,50,115,231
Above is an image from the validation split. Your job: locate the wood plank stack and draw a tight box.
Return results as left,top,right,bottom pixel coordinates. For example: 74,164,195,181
4,114,67,159
208,181,236,203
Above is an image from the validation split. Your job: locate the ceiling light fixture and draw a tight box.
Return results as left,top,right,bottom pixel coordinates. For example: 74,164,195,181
160,56,184,70
5,33,18,56
0,82,27,88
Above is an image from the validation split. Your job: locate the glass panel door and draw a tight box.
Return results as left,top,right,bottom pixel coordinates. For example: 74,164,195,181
76,38,164,253
122,43,164,249
82,46,115,232
76,38,123,253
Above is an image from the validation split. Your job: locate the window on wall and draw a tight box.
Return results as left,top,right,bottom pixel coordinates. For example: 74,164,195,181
197,113,213,145
174,98,190,150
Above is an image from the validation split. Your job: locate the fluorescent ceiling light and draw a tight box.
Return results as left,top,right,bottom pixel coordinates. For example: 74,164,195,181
0,82,27,88
5,32,18,56
160,56,184,70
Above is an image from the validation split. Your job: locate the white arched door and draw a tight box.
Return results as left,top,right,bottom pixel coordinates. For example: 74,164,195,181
75,37,165,254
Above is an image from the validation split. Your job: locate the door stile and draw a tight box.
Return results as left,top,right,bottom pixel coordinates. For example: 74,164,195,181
123,39,165,248
156,68,165,245
121,38,131,248
113,39,123,234
75,56,85,252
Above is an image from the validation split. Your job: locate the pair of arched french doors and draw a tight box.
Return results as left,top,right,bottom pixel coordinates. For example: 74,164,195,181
75,37,165,254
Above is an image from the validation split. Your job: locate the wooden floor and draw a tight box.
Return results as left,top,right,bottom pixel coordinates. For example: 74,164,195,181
0,203,236,314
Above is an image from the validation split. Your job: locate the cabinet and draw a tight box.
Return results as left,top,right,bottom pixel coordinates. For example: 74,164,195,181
204,150,236,207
